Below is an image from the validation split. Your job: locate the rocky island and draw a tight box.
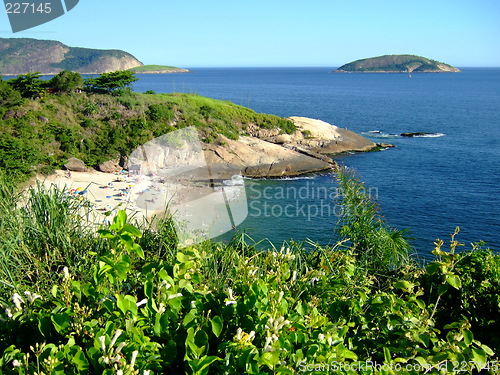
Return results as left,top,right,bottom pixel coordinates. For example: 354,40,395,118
335,54,460,73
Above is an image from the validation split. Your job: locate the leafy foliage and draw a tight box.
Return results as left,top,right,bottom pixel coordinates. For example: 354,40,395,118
48,70,84,93
7,73,46,99
84,71,138,94
0,173,499,374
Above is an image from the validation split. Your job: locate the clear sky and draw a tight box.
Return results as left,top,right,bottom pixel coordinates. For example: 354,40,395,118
1,0,499,67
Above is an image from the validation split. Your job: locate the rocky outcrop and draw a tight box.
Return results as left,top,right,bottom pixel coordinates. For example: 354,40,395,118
203,136,335,178
267,116,379,154
64,157,87,172
203,117,384,178
98,160,122,173
124,117,386,179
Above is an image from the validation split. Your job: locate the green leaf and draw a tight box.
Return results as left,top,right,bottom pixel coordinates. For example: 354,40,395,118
393,280,414,291
211,316,223,338
426,262,440,275
463,329,473,346
38,317,52,338
51,313,70,333
116,295,138,316
71,349,90,371
114,210,127,228
188,356,220,375
383,347,391,363
259,351,280,368
195,329,209,348
122,224,142,238
471,347,487,370
132,243,144,259
438,283,449,296
97,229,115,239
446,274,462,289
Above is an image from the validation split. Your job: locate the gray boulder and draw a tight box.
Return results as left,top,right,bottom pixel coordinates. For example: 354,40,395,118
64,157,87,172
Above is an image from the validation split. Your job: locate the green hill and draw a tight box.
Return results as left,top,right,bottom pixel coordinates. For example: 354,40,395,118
0,37,143,75
336,54,460,73
0,79,294,181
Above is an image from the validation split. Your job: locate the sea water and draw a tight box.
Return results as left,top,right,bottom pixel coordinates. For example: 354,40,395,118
133,68,500,257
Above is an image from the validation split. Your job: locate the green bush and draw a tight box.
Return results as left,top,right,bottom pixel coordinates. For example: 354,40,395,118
146,104,173,122
0,175,498,374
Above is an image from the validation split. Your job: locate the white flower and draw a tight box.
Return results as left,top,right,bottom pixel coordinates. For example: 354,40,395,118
5,308,12,318
130,350,138,368
265,316,290,333
62,266,70,279
167,293,183,300
136,299,148,307
110,329,123,348
235,327,243,341
158,303,166,314
117,370,123,375
12,293,24,309
24,291,42,304
115,342,126,354
12,359,21,368
248,331,256,341
225,288,237,305
318,333,325,341
291,270,297,282
263,334,279,352
143,371,150,375
98,336,106,351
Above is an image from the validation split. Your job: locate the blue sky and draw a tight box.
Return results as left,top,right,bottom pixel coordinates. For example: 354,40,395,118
1,0,499,67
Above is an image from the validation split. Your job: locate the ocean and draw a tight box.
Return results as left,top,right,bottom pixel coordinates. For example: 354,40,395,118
132,68,500,257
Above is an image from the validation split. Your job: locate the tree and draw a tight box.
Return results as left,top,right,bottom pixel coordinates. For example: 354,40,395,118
0,76,22,107
48,70,83,93
84,70,138,94
7,73,46,99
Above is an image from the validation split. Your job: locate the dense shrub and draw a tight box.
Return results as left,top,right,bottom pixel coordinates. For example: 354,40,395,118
0,172,498,374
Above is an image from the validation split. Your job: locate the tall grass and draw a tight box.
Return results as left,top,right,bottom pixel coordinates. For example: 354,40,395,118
1,167,413,299
0,175,108,296
335,167,412,276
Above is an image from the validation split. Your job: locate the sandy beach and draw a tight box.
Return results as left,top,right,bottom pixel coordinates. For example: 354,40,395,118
35,169,247,243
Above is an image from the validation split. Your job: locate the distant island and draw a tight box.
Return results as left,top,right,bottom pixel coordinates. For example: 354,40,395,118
128,65,189,74
0,38,188,75
335,54,460,73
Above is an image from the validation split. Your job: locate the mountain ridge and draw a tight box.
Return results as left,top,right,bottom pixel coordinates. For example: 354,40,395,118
0,37,144,75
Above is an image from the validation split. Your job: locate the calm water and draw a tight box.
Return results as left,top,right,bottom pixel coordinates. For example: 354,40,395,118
133,68,500,256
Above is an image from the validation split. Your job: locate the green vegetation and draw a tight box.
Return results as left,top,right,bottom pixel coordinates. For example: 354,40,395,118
336,55,460,73
129,65,184,73
0,169,498,374
84,71,138,94
49,71,84,93
0,71,295,183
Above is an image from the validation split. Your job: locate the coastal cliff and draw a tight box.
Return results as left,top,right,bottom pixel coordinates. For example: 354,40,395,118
202,117,385,178
335,54,460,73
0,37,143,75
